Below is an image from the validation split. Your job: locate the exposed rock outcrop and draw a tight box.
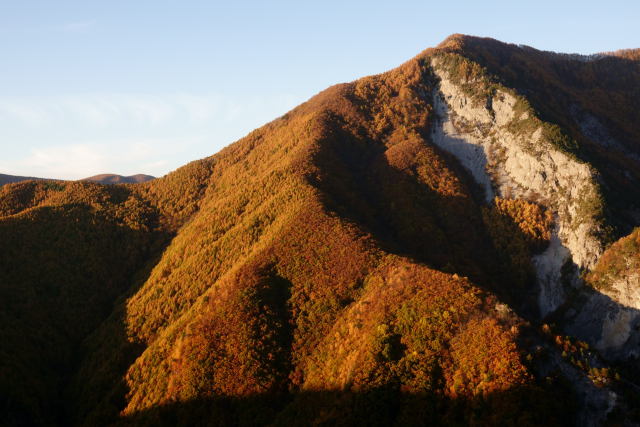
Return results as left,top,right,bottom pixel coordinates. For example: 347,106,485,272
429,56,605,317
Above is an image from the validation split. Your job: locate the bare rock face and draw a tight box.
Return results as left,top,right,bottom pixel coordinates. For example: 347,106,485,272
429,56,605,317
427,55,640,367
599,308,637,351
591,274,640,357
605,270,640,307
563,290,640,361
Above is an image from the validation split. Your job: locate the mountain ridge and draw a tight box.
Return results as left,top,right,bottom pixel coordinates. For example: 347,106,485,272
0,173,155,187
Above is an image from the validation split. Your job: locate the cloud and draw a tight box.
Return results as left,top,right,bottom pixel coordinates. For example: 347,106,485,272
174,93,221,123
0,92,302,179
60,20,96,33
0,102,51,127
19,144,110,179
0,92,300,130
0,135,212,180
0,94,216,128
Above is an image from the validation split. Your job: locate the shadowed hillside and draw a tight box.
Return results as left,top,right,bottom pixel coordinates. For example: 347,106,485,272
0,173,44,186
1,35,639,426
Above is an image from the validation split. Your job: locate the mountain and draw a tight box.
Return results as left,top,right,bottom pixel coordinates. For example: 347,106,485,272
1,35,639,426
82,174,156,185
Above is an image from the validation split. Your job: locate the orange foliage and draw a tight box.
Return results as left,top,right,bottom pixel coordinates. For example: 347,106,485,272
481,197,553,295
587,227,640,290
446,316,530,398
492,197,553,252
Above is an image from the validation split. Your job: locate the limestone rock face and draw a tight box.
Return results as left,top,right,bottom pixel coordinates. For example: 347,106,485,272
429,57,604,317
427,55,640,364
563,289,640,360
574,273,640,358
606,274,640,310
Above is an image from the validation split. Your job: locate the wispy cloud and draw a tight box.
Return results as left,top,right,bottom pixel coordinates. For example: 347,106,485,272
59,20,96,33
0,19,98,35
21,144,109,178
0,102,51,127
0,92,301,179
0,93,297,128
2,138,198,180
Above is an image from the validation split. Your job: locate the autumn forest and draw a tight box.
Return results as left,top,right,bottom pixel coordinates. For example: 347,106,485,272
1,35,640,426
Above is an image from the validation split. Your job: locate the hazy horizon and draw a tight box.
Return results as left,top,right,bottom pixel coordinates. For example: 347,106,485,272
2,0,638,180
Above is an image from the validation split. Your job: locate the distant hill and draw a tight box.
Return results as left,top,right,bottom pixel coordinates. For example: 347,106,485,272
0,173,43,186
82,174,155,184
1,173,154,187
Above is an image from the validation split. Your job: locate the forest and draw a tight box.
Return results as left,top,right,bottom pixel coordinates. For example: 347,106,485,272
1,34,639,426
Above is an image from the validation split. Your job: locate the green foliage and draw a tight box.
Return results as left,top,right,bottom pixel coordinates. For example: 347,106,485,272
541,123,580,156
434,52,497,103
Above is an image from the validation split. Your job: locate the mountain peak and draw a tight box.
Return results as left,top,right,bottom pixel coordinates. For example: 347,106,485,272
434,33,507,52
437,33,479,48
435,33,640,63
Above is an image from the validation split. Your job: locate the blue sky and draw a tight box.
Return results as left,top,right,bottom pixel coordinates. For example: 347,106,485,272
1,0,638,179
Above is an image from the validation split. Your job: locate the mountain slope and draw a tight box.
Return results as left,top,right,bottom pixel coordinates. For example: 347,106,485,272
75,63,556,425
1,35,639,426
